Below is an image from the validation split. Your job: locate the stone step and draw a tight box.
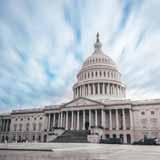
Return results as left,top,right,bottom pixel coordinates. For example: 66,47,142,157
52,130,89,143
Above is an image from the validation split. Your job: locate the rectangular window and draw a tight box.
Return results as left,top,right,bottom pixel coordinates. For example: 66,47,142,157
141,111,145,115
19,124,22,131
14,124,17,131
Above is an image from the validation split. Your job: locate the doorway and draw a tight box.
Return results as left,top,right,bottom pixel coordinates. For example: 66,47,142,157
85,122,89,130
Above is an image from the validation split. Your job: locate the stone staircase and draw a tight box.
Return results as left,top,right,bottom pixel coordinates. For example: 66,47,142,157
52,130,89,143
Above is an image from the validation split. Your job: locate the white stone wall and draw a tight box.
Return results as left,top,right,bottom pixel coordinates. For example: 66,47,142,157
8,112,47,142
132,104,160,141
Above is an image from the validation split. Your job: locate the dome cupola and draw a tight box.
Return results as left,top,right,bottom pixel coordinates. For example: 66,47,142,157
73,33,126,101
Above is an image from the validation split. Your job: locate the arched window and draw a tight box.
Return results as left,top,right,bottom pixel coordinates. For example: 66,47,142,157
32,135,35,141
14,124,17,131
38,135,41,142
92,72,94,77
19,124,22,131
100,71,102,77
95,71,97,77
39,123,42,131
104,71,106,77
33,123,36,131
26,123,29,131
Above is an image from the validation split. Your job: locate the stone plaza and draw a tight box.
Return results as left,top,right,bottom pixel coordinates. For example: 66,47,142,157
0,143,160,160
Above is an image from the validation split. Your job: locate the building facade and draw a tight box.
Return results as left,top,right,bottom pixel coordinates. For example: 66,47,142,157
0,33,160,144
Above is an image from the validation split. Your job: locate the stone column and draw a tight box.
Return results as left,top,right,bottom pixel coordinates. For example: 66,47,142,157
115,85,118,96
82,85,84,97
77,111,80,130
116,109,119,130
98,83,100,95
108,83,110,95
89,110,92,128
2,120,4,132
85,84,88,96
83,110,86,130
47,114,50,131
101,109,105,128
113,85,115,96
8,119,11,131
58,113,61,127
129,109,133,130
60,112,63,128
71,111,74,130
102,83,105,95
7,120,9,132
84,85,86,96
88,85,90,96
3,120,5,132
53,113,55,128
95,110,98,126
117,86,119,96
122,109,126,130
5,120,7,132
0,119,2,132
48,113,51,131
123,134,127,144
109,110,112,130
79,86,81,97
4,120,6,132
93,83,95,95
120,87,122,97
65,111,68,130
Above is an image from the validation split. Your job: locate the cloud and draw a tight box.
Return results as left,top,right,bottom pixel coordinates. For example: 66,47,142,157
0,0,160,111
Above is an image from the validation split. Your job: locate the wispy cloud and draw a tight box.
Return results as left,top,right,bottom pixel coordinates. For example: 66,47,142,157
0,0,160,111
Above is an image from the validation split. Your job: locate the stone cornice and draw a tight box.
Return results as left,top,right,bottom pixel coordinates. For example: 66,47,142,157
11,108,44,115
131,99,160,106
73,79,126,89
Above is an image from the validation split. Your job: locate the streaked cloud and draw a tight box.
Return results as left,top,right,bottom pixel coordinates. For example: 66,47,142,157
0,0,160,111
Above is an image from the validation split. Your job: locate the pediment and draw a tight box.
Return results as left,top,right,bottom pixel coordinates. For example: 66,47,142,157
63,97,102,108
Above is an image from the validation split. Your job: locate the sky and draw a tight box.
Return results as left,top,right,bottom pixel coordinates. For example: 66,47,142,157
0,0,160,112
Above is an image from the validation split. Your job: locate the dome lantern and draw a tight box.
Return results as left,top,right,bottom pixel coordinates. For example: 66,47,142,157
94,32,102,53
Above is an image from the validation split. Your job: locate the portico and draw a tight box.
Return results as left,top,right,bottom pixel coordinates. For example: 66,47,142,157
45,97,133,143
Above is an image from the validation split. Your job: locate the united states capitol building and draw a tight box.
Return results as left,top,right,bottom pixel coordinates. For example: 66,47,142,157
0,33,160,144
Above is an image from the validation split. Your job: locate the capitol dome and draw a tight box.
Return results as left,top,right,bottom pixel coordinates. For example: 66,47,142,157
73,33,126,100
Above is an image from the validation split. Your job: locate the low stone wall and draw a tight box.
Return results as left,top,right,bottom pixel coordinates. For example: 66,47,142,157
87,135,100,143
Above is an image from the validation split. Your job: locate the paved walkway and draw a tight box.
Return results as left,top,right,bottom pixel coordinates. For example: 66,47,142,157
0,143,160,160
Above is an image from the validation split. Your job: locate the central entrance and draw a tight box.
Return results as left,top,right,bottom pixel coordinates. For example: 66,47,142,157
85,122,89,130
